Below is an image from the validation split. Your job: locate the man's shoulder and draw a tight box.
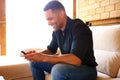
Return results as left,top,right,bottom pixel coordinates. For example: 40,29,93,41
70,18,86,28
72,18,85,25
70,18,91,33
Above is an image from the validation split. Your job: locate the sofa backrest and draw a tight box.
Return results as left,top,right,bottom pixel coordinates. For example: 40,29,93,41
90,25,120,78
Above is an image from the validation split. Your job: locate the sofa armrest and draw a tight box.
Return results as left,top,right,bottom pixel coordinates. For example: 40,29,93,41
0,56,32,80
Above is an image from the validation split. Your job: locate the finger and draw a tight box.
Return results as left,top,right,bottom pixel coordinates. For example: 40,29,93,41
25,52,36,60
27,50,36,54
25,55,33,61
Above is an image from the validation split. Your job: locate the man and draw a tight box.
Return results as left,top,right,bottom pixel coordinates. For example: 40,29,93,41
25,1,97,80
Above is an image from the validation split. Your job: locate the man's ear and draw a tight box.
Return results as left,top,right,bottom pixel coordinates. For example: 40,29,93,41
59,10,65,17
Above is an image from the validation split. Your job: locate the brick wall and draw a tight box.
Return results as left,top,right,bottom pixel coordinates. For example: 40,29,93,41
77,0,120,22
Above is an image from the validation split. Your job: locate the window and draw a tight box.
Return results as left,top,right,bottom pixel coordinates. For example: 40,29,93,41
6,0,73,56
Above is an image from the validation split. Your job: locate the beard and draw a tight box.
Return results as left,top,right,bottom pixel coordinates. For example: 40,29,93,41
53,23,63,31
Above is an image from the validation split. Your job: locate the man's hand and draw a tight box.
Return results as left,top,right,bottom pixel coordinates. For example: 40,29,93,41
25,51,44,62
24,49,81,66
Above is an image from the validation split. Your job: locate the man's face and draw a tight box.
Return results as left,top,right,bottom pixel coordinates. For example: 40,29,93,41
45,9,63,31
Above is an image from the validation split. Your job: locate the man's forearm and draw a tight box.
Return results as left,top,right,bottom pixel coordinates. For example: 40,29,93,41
42,54,82,66
41,49,54,54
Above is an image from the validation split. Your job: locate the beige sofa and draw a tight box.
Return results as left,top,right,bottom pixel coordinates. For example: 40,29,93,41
90,25,120,80
0,57,33,80
0,25,120,80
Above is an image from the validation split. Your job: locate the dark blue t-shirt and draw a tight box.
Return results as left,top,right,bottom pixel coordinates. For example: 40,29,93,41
47,17,97,66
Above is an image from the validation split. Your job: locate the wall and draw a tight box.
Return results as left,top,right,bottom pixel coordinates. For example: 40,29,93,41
77,0,120,24
0,0,6,55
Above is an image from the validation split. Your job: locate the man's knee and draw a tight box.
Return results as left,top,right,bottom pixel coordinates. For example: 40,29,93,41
51,64,69,79
51,64,71,76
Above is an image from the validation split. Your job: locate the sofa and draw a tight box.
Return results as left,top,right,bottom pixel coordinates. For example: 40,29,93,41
90,25,120,80
0,57,33,80
0,25,120,80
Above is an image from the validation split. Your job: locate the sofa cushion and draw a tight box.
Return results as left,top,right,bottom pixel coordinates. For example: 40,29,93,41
0,56,32,80
90,25,120,78
0,63,32,80
94,50,120,78
97,72,112,80
90,25,120,52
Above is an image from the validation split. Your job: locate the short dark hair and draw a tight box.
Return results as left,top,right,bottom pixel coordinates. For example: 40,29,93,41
43,1,65,11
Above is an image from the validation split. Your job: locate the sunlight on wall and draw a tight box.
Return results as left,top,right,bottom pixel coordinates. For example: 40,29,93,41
6,0,73,56
59,0,73,19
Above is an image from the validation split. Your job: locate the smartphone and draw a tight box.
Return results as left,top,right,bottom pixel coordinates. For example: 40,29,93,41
21,51,26,55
